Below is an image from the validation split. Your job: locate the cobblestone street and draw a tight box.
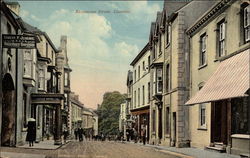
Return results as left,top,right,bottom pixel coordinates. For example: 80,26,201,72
0,141,179,158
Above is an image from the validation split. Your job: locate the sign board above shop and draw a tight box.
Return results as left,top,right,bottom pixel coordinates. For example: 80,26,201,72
2,34,36,49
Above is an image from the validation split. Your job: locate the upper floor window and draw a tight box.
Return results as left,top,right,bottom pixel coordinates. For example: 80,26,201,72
148,56,151,69
24,50,32,78
134,90,136,108
200,33,207,66
148,82,150,103
156,67,163,93
138,88,140,106
243,4,250,43
142,85,145,105
64,72,69,86
38,68,45,90
217,19,226,57
134,70,136,82
166,64,170,92
46,43,48,58
142,61,145,71
138,66,140,79
166,25,171,45
159,35,162,55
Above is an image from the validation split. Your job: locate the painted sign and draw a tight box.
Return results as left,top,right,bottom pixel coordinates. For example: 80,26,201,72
2,34,36,49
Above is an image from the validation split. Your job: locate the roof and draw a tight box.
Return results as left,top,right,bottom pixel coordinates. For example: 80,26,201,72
186,48,250,105
163,0,189,17
186,0,233,36
130,43,149,66
0,1,20,29
15,18,59,52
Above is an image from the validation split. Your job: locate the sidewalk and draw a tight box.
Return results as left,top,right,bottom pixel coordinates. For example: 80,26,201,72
18,139,68,150
124,141,241,158
0,152,45,158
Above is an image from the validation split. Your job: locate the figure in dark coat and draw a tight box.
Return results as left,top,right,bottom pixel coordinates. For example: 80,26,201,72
78,127,84,142
26,119,36,147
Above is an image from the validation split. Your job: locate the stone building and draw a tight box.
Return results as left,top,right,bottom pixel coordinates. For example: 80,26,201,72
130,43,151,143
186,0,249,156
160,0,215,147
69,92,83,136
57,35,72,135
0,1,22,146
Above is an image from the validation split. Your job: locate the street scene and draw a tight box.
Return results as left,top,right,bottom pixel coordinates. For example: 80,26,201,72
0,0,250,158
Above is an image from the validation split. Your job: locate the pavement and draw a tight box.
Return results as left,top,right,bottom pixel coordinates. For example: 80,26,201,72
18,140,64,150
0,152,45,158
124,141,241,158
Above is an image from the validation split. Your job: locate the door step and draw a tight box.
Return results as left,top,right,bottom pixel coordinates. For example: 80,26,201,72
205,146,226,153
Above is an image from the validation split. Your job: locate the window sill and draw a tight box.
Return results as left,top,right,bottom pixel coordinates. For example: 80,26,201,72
22,128,27,132
197,126,207,131
198,64,207,70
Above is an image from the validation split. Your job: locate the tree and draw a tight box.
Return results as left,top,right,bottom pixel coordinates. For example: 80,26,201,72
96,91,126,135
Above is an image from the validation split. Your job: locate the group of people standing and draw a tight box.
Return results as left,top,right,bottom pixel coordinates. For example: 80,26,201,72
126,126,147,145
74,127,84,141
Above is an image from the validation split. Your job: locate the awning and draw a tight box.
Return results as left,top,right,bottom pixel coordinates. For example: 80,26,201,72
131,105,150,115
186,49,249,105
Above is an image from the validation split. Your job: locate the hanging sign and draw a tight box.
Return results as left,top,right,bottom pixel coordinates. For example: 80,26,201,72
2,34,36,49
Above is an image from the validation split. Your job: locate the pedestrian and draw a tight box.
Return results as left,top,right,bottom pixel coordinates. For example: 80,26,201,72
133,128,138,143
141,126,146,145
63,126,68,144
78,127,84,142
74,128,78,140
26,118,36,147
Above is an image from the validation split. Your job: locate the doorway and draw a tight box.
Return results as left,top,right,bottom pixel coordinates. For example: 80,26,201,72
172,112,176,146
211,101,228,145
1,73,15,146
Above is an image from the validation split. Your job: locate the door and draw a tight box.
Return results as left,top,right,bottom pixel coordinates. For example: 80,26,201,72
211,101,228,144
172,112,176,146
1,74,15,146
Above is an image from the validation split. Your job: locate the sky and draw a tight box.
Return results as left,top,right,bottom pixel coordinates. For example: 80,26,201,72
18,1,164,109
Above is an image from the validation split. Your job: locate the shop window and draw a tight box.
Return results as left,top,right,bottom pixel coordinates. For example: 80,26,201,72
232,97,249,134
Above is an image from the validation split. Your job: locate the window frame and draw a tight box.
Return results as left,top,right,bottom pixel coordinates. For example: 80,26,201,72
243,5,250,43
199,33,207,66
218,19,226,57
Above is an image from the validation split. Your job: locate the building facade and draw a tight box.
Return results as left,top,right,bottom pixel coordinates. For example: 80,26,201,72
130,43,151,143
186,0,250,155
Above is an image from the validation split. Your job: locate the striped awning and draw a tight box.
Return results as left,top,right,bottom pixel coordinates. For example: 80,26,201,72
186,49,250,105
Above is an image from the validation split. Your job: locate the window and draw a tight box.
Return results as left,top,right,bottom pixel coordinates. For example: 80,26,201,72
134,70,136,82
148,56,150,70
148,82,150,103
64,72,68,86
217,20,226,57
200,33,206,66
134,91,136,108
46,43,48,58
142,61,145,71
138,66,140,79
138,88,140,106
159,35,162,55
152,109,156,132
199,104,206,127
7,22,11,34
142,86,145,105
198,86,206,128
166,64,170,92
165,107,170,134
156,68,163,93
24,50,32,78
243,4,250,43
166,25,171,45
38,68,45,90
